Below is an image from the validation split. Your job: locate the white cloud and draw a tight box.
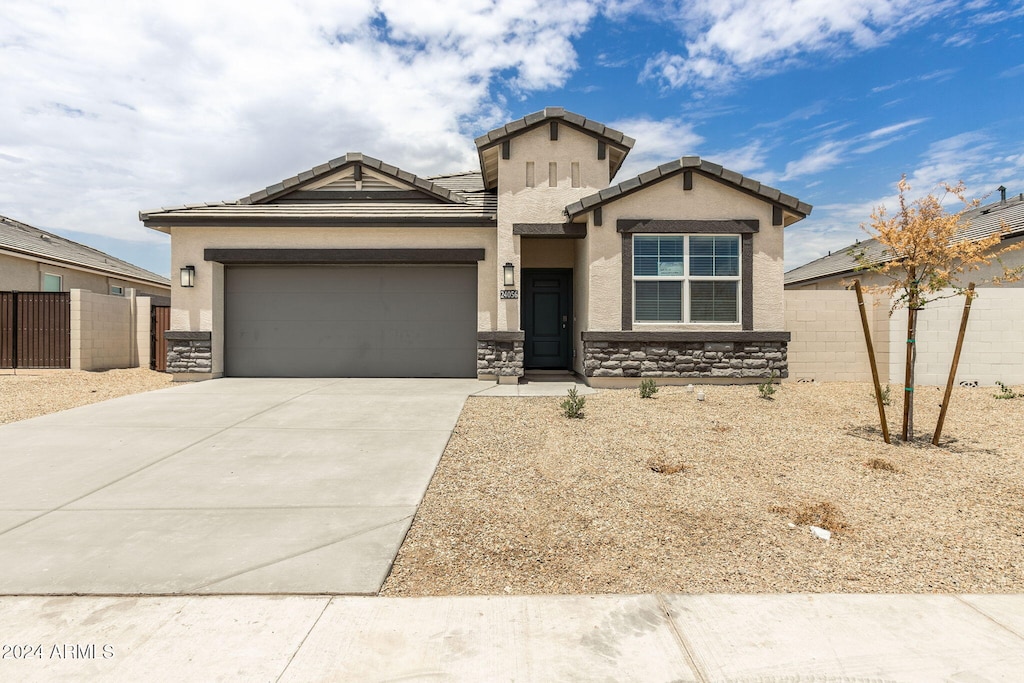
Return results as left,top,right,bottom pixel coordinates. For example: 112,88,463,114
0,0,594,260
780,118,927,180
640,0,953,89
607,116,704,180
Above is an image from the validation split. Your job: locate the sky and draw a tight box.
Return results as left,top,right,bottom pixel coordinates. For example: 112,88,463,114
2,0,1023,278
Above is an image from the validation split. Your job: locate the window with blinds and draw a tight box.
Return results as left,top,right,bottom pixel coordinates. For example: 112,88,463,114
633,234,740,323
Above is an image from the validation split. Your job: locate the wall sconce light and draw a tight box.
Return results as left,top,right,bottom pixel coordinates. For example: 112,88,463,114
180,265,196,288
503,262,515,287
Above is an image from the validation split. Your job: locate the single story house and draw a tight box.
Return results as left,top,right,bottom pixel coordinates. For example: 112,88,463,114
1,214,171,297
784,188,1024,385
141,108,811,384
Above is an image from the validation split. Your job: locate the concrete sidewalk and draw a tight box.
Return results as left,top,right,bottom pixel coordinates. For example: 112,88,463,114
1,594,1021,681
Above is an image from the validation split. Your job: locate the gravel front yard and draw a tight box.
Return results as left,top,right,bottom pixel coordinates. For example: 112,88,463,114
0,369,172,425
382,382,1024,596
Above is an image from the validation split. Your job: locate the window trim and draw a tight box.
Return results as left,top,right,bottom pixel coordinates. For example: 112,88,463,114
110,285,125,296
619,220,756,331
631,234,741,324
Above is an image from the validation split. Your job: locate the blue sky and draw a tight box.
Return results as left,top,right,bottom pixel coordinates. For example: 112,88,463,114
2,0,1023,278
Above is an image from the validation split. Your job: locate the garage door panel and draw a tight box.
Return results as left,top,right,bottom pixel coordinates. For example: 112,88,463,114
224,265,477,377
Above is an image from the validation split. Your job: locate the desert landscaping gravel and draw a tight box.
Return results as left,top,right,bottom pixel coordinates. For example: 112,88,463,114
0,369,172,425
383,381,1024,596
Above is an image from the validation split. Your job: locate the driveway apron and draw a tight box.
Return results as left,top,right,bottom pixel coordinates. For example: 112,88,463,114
0,378,479,595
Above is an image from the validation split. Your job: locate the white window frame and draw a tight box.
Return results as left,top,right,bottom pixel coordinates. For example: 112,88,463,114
633,234,742,324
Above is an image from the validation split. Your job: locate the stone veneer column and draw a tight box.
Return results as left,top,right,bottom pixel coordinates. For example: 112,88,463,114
164,331,213,379
477,332,525,382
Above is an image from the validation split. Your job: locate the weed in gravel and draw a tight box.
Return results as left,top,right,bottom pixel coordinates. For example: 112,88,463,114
994,381,1018,399
648,459,687,474
757,371,778,400
639,378,659,399
791,501,848,532
866,457,900,473
874,384,892,406
560,387,586,419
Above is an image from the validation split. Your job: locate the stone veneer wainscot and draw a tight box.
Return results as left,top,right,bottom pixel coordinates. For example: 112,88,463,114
164,331,213,374
477,332,525,379
582,332,789,379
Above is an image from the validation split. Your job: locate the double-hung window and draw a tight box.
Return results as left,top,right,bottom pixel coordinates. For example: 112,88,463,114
634,234,740,323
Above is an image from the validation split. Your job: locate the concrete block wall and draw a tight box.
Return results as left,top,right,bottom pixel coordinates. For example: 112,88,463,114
785,290,883,382
71,289,140,371
786,288,1024,385
134,296,153,370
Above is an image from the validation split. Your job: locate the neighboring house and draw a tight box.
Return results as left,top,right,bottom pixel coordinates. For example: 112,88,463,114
784,189,1024,384
141,107,811,384
1,214,171,296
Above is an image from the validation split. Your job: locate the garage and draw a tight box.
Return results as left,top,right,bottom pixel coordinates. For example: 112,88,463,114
224,265,477,377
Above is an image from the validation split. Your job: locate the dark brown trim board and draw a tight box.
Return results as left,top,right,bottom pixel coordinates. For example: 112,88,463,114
617,219,759,233
582,331,791,343
513,223,587,238
742,234,754,330
165,330,212,341
477,331,526,342
205,248,486,264
621,232,633,331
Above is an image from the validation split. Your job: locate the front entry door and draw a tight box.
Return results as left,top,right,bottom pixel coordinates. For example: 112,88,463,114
522,269,572,369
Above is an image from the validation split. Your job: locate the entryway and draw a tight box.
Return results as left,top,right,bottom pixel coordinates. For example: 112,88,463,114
521,269,572,371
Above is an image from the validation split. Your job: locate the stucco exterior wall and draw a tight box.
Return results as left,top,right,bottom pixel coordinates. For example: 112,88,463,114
0,251,169,297
585,171,785,331
572,232,590,375
168,225,497,376
71,289,135,371
496,124,611,330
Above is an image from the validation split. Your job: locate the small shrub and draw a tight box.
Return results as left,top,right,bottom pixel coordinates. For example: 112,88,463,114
791,501,848,532
757,371,778,400
878,384,892,407
994,381,1018,399
648,459,687,474
639,378,659,399
560,387,586,419
866,457,899,473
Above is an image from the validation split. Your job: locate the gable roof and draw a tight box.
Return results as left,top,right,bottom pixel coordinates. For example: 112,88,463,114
238,152,466,205
784,191,1024,287
564,156,813,221
475,107,635,190
140,162,496,231
1,215,170,287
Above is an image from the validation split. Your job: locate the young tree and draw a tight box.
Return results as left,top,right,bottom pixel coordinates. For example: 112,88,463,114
854,176,1022,442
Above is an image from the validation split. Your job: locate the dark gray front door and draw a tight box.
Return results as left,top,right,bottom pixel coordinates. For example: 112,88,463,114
224,265,477,377
522,269,572,369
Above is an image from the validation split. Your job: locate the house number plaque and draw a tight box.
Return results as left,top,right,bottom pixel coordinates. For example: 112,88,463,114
500,289,519,299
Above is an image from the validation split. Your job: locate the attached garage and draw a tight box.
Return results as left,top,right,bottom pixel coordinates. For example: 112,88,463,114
223,264,477,378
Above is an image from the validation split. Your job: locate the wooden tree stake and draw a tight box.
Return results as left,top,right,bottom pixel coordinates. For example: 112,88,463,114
854,280,890,444
933,283,976,446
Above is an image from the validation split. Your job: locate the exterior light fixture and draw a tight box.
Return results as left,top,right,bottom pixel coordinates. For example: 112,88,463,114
180,265,196,288
503,262,515,287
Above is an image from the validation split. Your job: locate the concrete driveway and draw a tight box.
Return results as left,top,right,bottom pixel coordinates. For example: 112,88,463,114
0,378,481,595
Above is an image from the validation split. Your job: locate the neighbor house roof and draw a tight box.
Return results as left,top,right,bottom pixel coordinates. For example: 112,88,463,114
475,107,635,190
564,156,813,221
0,214,170,287
784,191,1024,287
141,161,497,231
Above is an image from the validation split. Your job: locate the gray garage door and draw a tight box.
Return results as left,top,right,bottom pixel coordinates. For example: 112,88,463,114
224,265,477,377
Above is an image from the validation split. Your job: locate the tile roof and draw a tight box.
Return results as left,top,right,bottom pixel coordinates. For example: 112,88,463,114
1,214,170,286
565,156,813,218
784,192,1024,286
141,164,497,230
475,107,635,190
238,152,467,205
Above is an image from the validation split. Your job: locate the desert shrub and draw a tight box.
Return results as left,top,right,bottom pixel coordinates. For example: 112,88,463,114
866,457,899,473
994,381,1018,399
639,378,659,399
560,387,585,419
648,458,687,474
757,371,778,400
791,501,848,532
